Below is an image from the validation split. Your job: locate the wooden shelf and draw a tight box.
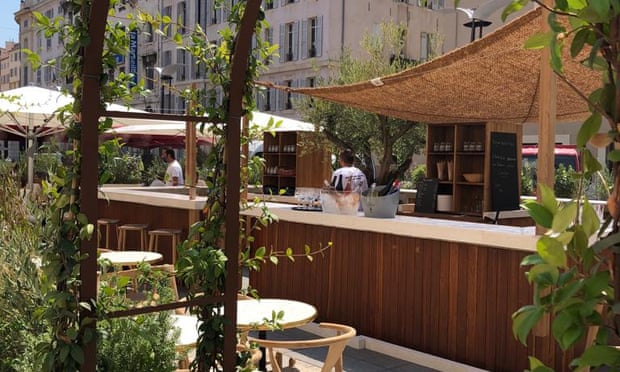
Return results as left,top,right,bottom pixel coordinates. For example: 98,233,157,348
262,131,332,193
426,123,522,217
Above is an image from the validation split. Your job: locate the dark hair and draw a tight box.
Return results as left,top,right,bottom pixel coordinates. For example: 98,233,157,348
339,149,355,166
164,148,176,159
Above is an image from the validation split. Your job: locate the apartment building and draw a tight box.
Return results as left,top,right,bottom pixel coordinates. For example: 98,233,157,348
0,41,20,91
14,0,516,115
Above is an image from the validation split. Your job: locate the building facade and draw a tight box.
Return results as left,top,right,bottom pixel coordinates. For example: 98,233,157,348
0,41,20,91
13,0,518,114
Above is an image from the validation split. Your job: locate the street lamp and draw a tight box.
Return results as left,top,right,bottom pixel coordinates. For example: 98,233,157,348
456,0,514,42
154,64,181,113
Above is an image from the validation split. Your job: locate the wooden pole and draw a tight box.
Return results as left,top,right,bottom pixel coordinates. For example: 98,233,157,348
533,0,554,345
241,115,249,201
80,0,110,369
186,83,197,200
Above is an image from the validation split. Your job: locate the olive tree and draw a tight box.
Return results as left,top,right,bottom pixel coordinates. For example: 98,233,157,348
296,22,427,185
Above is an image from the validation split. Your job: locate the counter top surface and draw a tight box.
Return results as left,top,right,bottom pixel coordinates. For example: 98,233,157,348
99,185,207,210
243,199,538,252
99,187,538,252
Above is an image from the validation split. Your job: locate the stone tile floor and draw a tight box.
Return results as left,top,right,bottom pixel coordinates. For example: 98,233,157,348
251,327,441,372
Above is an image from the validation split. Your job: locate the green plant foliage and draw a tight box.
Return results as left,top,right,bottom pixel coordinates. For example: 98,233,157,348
505,1,620,369
296,22,427,185
0,162,50,371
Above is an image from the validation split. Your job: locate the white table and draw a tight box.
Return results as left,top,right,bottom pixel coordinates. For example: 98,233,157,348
99,250,163,266
172,298,317,348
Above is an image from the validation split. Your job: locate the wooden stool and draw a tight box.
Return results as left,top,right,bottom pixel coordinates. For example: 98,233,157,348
117,223,148,251
148,228,182,264
97,218,119,249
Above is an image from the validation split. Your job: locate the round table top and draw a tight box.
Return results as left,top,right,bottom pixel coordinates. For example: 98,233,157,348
99,250,163,266
172,298,317,347
237,298,317,331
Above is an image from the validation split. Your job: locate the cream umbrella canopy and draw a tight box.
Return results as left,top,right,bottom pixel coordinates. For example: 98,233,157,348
0,86,143,187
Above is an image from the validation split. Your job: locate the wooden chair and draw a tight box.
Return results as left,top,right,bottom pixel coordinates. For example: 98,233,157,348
247,322,356,372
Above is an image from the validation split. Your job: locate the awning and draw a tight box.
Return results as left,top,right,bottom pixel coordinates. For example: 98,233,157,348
257,7,599,124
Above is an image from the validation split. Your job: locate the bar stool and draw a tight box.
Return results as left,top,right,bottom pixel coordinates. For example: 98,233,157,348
148,228,182,264
97,218,120,250
117,223,149,251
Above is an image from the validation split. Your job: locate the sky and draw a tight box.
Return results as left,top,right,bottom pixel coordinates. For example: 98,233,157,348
0,1,21,45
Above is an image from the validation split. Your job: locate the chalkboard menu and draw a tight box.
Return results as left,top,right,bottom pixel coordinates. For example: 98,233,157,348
415,178,439,213
490,132,519,211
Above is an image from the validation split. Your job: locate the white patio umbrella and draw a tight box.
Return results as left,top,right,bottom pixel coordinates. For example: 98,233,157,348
0,86,142,188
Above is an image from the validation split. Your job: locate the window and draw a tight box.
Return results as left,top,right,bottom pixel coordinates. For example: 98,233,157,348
306,76,315,88
163,50,172,67
23,19,28,28
301,16,322,59
420,32,428,62
177,2,187,34
265,0,278,10
142,54,156,90
279,21,299,63
144,23,153,43
163,6,172,37
418,0,443,9
176,49,187,81
196,0,208,29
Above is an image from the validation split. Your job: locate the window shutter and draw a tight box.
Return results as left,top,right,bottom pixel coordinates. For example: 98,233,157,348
277,81,286,110
223,0,230,21
316,16,323,57
272,0,278,8
280,0,287,6
268,88,276,111
292,21,299,61
300,19,308,60
420,32,428,61
279,24,285,63
205,0,212,26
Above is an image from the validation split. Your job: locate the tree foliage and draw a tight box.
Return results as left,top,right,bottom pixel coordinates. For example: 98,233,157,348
296,22,426,185
501,0,620,370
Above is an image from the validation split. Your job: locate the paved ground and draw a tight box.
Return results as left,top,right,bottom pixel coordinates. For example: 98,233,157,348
250,327,440,372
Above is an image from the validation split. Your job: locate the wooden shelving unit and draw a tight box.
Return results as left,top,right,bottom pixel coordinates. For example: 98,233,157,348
262,131,331,195
425,122,522,216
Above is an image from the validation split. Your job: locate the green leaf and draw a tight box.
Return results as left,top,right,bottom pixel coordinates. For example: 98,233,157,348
576,112,601,147
570,28,589,58
581,200,600,236
269,255,279,265
572,345,620,368
608,150,620,162
524,32,553,50
583,271,611,299
552,279,583,307
524,202,553,228
528,356,554,372
552,202,577,233
590,0,611,19
539,183,558,214
567,0,587,10
537,236,567,268
512,305,544,345
560,324,584,350
527,263,559,285
521,254,545,266
70,344,85,365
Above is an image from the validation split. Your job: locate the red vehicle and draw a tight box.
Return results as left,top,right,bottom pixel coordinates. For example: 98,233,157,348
522,144,580,172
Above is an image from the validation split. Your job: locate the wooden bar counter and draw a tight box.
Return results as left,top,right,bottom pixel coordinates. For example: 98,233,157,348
97,186,205,262
244,203,576,372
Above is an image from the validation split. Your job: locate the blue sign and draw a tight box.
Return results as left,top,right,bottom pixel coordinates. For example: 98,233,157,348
129,30,138,85
115,54,125,64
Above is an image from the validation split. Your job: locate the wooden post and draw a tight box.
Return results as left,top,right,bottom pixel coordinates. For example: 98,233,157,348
80,0,110,370
186,84,197,200
533,0,554,343
241,115,249,201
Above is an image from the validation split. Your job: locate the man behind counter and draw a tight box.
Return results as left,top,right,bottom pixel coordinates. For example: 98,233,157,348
330,149,368,193
161,148,184,186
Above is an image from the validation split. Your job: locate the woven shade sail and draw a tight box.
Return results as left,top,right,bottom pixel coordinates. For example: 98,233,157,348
258,7,599,124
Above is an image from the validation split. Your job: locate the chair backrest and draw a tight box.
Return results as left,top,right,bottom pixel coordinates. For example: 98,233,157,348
247,322,356,372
